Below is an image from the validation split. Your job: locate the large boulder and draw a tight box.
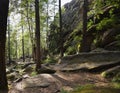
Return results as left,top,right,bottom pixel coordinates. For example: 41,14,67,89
10,74,62,93
7,72,21,81
52,51,120,72
23,65,34,74
37,64,56,74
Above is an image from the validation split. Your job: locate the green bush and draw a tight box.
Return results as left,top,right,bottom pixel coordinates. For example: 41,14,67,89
43,56,57,64
96,17,117,30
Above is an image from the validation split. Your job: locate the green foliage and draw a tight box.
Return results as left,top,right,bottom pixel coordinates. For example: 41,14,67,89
112,83,120,89
92,0,105,16
74,22,82,32
61,89,68,93
88,19,94,28
9,0,120,59
30,71,37,76
96,16,117,30
65,84,120,93
101,71,115,79
112,72,120,82
65,46,76,55
43,56,57,64
115,35,120,45
105,0,120,7
101,71,120,89
70,84,95,93
8,0,55,59
48,19,60,54
112,73,120,89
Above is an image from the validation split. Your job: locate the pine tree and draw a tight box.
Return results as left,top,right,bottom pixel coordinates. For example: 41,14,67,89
59,0,64,57
80,0,89,52
35,0,41,72
0,0,9,90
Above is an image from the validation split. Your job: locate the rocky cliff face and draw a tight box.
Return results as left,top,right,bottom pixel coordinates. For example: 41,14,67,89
61,0,94,54
62,0,120,53
62,0,83,32
49,0,120,55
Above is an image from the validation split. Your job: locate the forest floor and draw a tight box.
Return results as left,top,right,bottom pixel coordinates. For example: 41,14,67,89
6,52,120,93
8,68,120,93
54,71,109,88
52,71,120,93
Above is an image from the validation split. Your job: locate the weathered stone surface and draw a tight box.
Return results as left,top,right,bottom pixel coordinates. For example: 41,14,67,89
62,0,83,32
51,51,120,71
23,65,34,74
10,74,62,93
37,65,56,74
6,65,17,74
21,62,35,69
7,72,21,81
91,48,108,52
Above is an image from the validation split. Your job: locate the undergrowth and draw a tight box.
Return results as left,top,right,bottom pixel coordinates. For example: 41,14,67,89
61,84,120,93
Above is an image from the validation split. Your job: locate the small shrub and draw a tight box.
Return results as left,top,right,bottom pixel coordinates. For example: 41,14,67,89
112,83,120,89
70,84,95,93
61,89,68,93
30,71,37,76
43,56,57,64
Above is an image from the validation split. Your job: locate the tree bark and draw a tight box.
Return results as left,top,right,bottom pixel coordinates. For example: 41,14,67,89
22,23,25,62
59,0,64,57
15,39,18,59
26,0,35,60
46,1,49,49
8,17,11,64
0,0,9,90
80,0,89,52
35,0,41,72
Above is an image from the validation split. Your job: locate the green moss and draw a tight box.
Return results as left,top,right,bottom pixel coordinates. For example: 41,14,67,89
30,71,37,76
62,84,120,93
61,89,68,93
111,73,120,88
65,46,76,55
70,84,95,93
70,87,120,93
101,71,114,78
43,56,58,64
96,16,118,30
112,83,120,89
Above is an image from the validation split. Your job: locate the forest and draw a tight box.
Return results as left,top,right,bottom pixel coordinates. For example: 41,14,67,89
0,0,120,93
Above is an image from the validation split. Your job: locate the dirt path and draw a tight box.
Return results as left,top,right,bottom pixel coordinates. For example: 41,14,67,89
53,71,111,91
9,70,120,93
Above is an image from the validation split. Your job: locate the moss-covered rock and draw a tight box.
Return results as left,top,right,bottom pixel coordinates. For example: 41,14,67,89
55,52,120,72
61,85,120,93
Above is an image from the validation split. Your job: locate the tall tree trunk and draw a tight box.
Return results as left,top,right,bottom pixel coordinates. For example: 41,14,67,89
8,17,11,64
0,0,9,90
80,0,89,52
26,0,34,60
22,24,25,62
46,1,49,49
59,0,64,57
29,17,35,60
35,0,41,72
53,0,56,18
15,39,18,59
